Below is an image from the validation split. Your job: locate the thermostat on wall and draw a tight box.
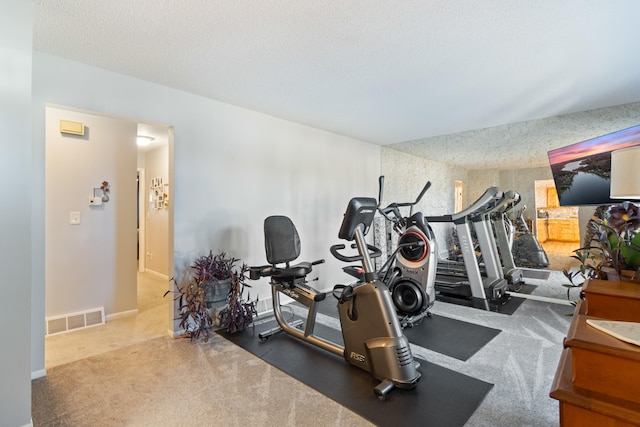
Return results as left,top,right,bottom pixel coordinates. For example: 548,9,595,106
60,120,85,135
88,197,102,206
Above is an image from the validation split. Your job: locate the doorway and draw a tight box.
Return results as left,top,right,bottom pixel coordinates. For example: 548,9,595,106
43,105,174,368
454,180,465,213
533,179,581,273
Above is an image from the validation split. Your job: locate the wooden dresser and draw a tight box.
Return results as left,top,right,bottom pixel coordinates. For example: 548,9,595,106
550,279,640,426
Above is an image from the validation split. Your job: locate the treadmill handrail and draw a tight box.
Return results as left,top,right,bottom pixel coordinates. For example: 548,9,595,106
425,186,501,223
483,190,521,216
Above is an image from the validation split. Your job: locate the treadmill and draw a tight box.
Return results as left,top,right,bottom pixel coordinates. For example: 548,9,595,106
426,187,510,310
482,189,525,290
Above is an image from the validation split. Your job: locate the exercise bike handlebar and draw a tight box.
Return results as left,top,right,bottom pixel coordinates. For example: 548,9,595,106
330,243,383,263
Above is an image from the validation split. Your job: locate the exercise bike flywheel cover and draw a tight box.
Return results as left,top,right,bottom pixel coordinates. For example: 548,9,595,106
398,230,428,262
391,279,425,315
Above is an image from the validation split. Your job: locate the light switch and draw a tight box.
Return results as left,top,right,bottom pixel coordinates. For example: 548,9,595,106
70,211,80,225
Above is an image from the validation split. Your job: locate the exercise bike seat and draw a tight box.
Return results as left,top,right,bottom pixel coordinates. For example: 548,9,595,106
262,215,324,284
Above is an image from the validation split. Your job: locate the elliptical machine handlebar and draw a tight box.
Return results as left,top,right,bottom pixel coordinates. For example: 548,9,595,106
377,176,431,225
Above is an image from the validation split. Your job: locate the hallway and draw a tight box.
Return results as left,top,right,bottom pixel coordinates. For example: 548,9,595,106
44,273,169,369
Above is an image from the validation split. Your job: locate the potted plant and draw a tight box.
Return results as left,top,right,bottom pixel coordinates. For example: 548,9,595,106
563,202,640,301
218,263,258,334
165,251,242,341
192,251,236,305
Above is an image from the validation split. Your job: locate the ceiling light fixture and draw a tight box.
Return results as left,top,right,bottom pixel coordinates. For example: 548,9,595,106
136,135,154,147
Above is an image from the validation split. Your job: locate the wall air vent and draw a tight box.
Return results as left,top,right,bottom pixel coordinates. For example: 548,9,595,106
46,307,105,336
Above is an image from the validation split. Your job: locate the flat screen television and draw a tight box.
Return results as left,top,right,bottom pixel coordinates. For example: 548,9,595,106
547,124,640,206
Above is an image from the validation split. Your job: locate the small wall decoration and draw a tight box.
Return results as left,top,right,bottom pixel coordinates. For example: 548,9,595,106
90,181,110,207
100,181,110,202
150,177,167,210
164,183,170,209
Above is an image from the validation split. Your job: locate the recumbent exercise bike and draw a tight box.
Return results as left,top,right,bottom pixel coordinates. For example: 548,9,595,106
249,197,421,399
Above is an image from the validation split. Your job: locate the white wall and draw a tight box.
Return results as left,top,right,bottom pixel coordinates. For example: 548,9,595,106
144,144,170,277
380,147,468,258
32,52,381,374
45,107,138,318
0,1,33,425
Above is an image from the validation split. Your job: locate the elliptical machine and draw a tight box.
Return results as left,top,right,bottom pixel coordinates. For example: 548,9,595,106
249,196,421,399
511,205,550,269
376,177,437,328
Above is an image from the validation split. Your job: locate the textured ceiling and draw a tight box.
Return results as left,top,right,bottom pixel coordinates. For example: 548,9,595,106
33,0,640,168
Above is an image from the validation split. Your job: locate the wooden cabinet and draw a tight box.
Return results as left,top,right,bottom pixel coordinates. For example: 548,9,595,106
557,219,580,241
581,279,640,322
547,187,559,208
542,219,580,242
552,348,640,427
536,219,548,242
550,279,640,426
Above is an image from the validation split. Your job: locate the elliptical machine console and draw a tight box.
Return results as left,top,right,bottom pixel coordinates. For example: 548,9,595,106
250,196,421,399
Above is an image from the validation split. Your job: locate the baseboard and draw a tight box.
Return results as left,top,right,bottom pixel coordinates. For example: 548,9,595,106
31,368,46,380
169,328,185,338
105,309,139,322
22,419,33,427
143,269,170,281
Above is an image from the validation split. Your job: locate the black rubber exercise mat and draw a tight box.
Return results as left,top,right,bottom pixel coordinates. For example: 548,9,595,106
310,298,501,361
496,293,526,315
219,318,494,427
402,314,501,361
510,283,537,295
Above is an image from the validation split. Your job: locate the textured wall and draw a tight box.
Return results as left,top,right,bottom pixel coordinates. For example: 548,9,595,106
380,147,467,258
388,102,640,170
500,167,554,220
466,169,501,204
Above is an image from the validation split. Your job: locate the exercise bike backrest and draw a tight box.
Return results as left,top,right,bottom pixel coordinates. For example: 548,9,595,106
250,215,324,282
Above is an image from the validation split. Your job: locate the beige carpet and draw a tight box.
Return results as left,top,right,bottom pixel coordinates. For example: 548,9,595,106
545,253,581,272
32,273,570,426
32,334,372,427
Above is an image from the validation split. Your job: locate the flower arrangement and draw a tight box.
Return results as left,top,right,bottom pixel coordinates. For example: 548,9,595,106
564,202,640,299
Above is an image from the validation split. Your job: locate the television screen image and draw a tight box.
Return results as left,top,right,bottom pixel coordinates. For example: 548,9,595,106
547,124,640,206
